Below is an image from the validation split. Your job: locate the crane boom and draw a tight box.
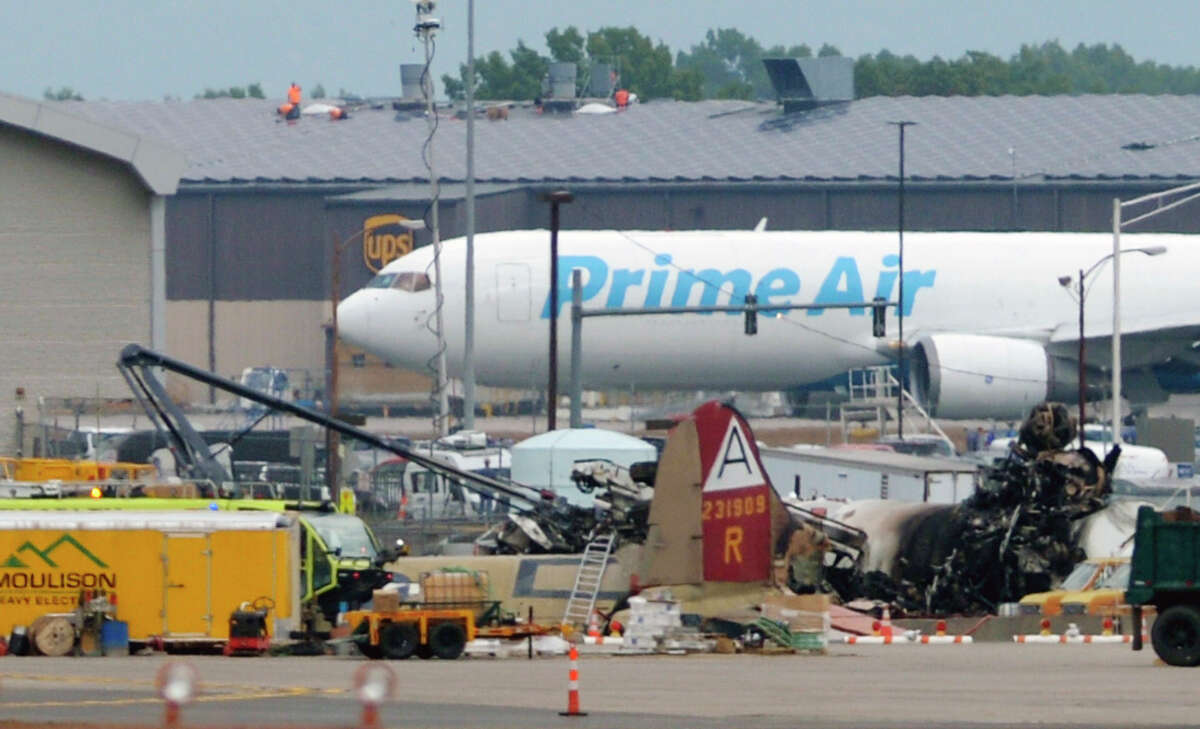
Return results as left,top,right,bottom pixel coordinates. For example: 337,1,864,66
116,343,544,510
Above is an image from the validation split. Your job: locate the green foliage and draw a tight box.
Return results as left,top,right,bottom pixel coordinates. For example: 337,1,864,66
196,83,266,100
853,41,1200,98
546,26,586,65
43,86,82,101
440,32,1200,105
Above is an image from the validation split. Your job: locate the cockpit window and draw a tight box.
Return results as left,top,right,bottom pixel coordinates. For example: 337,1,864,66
391,272,431,292
366,273,396,289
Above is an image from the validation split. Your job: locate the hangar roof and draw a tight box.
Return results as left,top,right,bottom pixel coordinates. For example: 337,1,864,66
58,95,1200,186
0,93,185,195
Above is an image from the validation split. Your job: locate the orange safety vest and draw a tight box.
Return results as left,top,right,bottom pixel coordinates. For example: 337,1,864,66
614,89,630,108
288,84,301,105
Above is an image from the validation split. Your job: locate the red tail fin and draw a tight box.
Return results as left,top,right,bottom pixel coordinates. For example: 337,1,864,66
693,401,777,582
641,400,786,586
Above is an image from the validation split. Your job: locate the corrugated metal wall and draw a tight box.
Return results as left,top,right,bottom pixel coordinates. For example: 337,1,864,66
0,125,152,454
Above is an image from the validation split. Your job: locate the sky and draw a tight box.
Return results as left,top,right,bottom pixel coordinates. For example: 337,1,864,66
4,0,1198,101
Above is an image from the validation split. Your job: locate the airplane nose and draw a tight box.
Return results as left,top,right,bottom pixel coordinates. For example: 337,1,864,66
336,291,373,350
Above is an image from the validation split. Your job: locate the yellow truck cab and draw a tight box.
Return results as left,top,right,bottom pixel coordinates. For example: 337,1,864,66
1018,557,1128,616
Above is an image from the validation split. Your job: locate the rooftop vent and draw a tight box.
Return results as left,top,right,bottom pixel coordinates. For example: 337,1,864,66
588,62,615,98
542,62,578,114
762,57,854,113
394,64,426,112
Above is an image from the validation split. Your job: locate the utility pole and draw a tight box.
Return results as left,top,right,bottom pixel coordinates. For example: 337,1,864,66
462,0,477,430
544,190,573,431
415,1,449,436
888,120,916,440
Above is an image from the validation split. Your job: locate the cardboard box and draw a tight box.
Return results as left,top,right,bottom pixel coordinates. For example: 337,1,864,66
421,570,490,606
372,590,400,613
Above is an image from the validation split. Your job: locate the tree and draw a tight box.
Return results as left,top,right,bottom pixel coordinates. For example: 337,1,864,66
586,27,677,100
676,28,768,99
43,87,82,101
195,83,266,100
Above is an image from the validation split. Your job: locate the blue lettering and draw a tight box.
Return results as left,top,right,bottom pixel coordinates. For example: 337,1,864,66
540,256,608,318
754,268,800,313
670,270,703,307
643,254,672,307
697,269,752,314
607,268,644,308
902,269,936,316
809,257,865,316
875,254,899,302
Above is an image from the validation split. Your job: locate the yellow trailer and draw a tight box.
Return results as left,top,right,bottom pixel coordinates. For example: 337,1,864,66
0,510,300,644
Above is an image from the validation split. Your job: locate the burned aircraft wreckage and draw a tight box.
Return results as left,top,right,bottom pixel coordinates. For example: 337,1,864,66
117,348,1117,617
484,402,1121,617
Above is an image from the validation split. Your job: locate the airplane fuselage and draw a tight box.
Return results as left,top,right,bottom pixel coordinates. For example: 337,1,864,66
336,229,1196,394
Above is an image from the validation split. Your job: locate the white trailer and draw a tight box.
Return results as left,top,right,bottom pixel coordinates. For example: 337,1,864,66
761,446,980,504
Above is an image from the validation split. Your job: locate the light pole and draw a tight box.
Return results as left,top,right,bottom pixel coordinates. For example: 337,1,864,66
1058,245,1167,447
543,190,573,431
328,219,424,490
888,120,916,439
1112,181,1200,444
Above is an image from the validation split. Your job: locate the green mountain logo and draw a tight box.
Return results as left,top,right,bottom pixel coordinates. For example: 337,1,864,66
1,534,108,569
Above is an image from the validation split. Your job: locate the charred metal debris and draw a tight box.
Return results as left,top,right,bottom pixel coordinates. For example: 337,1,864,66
847,402,1120,615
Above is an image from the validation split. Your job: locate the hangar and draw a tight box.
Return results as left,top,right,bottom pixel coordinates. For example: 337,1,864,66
7,84,1200,429
0,94,184,454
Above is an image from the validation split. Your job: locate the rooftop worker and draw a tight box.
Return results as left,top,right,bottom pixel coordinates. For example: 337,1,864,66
277,82,302,121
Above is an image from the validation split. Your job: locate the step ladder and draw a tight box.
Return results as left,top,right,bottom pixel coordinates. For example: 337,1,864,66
561,532,616,632
841,365,951,446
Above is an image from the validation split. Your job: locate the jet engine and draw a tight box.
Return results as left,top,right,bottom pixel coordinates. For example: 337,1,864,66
910,334,1077,419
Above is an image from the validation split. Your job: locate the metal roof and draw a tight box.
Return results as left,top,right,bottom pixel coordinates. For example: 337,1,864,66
761,445,980,474
0,93,186,194
54,95,1200,186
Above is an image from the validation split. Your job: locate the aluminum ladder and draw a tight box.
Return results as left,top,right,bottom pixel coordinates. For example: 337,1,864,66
561,532,616,632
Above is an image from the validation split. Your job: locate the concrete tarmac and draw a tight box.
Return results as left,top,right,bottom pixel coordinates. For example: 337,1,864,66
0,642,1195,728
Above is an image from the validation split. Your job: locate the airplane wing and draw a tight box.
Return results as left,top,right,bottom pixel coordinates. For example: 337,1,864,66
1047,313,1200,369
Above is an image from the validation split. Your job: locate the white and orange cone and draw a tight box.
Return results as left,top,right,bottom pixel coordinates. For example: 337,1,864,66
559,643,587,717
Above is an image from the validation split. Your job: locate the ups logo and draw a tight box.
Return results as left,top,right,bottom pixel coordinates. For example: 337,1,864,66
362,214,415,273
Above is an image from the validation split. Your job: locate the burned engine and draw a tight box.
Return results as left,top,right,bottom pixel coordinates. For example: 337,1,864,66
851,402,1120,615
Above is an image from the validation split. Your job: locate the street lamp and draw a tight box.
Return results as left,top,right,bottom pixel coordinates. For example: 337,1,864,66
1058,245,1167,447
328,219,424,490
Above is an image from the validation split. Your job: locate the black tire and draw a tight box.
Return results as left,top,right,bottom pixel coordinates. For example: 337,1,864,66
429,621,467,660
380,622,419,660
416,643,434,660
1151,605,1200,667
351,621,383,660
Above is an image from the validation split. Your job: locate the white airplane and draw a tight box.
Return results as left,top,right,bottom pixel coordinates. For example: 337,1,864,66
336,229,1200,419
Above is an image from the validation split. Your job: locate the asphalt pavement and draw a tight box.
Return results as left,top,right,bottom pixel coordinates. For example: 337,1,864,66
0,642,1195,728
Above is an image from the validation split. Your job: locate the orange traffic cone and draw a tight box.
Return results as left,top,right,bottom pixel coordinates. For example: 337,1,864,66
880,605,894,639
397,494,408,521
559,644,587,717
587,611,602,639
